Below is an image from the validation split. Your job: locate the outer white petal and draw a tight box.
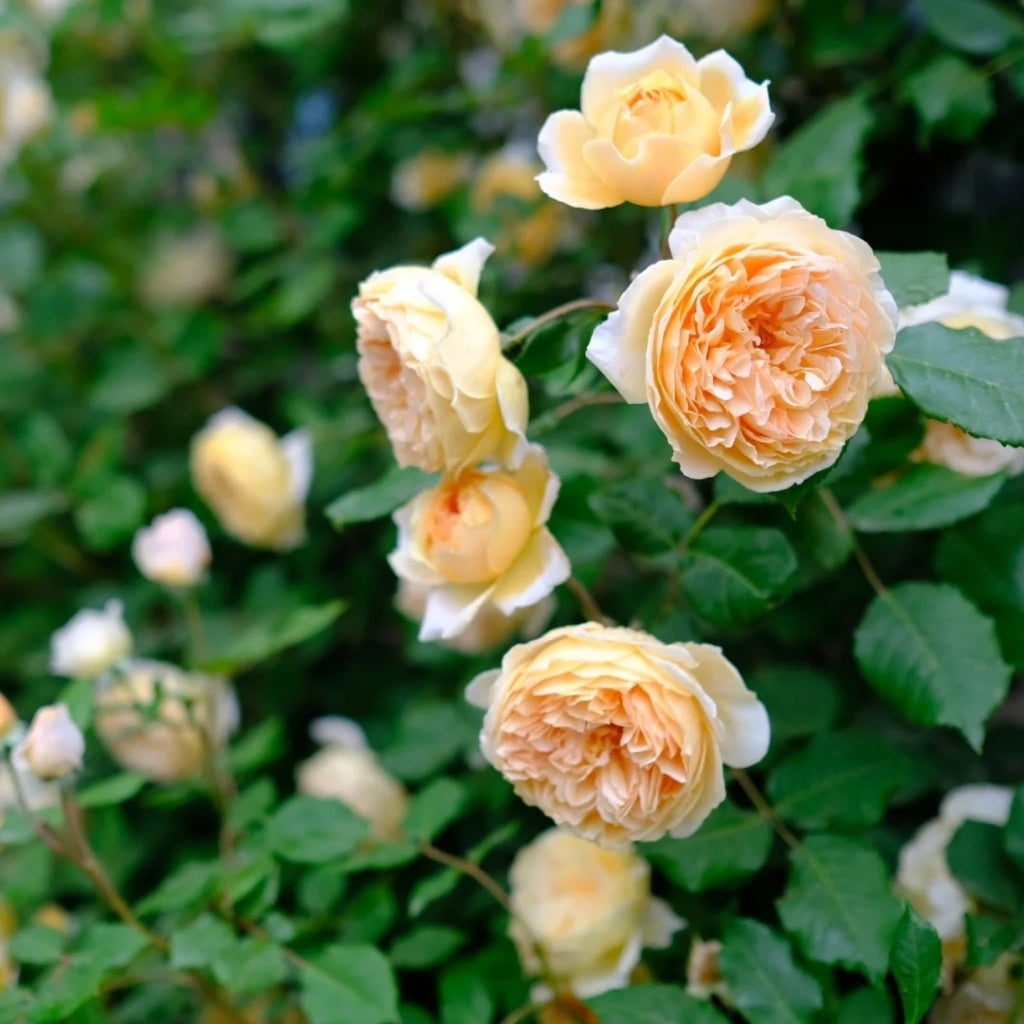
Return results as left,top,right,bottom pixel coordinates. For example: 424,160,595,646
419,583,492,642
310,716,369,751
465,669,501,709
281,429,314,504
431,237,494,297
491,531,571,615
641,898,685,949
940,784,1013,828
588,260,679,404
571,932,645,999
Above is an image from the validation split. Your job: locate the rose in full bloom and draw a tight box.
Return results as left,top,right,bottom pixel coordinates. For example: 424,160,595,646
508,828,683,997
296,717,409,843
896,784,1013,958
396,580,554,655
352,239,528,473
898,272,1024,478
466,623,770,844
389,445,570,643
537,36,772,209
132,509,211,588
191,408,312,551
22,704,84,781
588,197,898,491
94,660,239,783
50,600,132,679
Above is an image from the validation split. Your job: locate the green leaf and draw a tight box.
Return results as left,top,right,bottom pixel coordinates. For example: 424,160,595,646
835,988,895,1024
266,796,369,864
845,464,1005,533
169,914,235,969
876,252,950,309
904,56,995,142
0,490,67,544
75,924,149,972
646,800,773,892
74,475,147,552
718,918,823,1024
137,860,221,916
76,772,147,809
326,465,433,531
213,937,289,995
381,700,480,782
777,835,902,981
769,730,918,829
402,778,468,842
890,905,943,1024
588,477,695,557
917,0,1024,55
9,923,65,966
748,666,842,745
888,323,1024,445
389,925,466,970
947,821,1024,911
587,983,730,1022
300,944,400,1024
680,526,798,628
438,965,493,1024
763,94,874,225
853,582,1012,749
203,600,345,674
1004,785,1024,872
965,914,1022,968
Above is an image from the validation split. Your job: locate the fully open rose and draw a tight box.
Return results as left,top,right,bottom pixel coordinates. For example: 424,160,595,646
466,623,769,845
588,197,898,491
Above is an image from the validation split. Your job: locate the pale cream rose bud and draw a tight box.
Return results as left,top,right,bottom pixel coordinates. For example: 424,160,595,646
389,445,570,644
396,579,554,655
140,227,231,310
132,508,211,588
50,600,132,679
22,704,84,781
930,953,1023,1024
296,717,408,842
352,239,528,473
390,149,472,211
467,623,770,845
896,784,1013,954
894,272,1024,478
509,828,683,998
94,660,239,783
537,36,773,209
589,197,898,492
191,408,312,551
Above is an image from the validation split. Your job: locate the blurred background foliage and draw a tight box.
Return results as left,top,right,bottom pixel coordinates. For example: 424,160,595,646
1,0,1024,1019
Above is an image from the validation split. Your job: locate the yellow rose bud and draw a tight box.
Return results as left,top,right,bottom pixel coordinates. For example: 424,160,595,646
191,408,312,551
94,660,239,783
467,623,770,845
390,445,570,643
537,36,773,209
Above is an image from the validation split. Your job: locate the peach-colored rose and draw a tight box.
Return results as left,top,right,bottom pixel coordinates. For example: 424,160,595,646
466,623,769,845
353,239,528,473
395,580,555,655
537,36,772,209
389,445,570,643
896,272,1024,478
509,828,682,998
588,197,898,491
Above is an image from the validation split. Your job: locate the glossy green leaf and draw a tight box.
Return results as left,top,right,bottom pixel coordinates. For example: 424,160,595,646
588,477,695,557
587,984,730,1022
300,944,400,1024
876,251,950,309
917,0,1024,54
891,905,943,1024
947,821,1024,911
266,796,369,863
326,465,434,531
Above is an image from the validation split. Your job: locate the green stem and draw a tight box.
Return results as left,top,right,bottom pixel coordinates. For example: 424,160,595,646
680,500,719,552
502,298,615,352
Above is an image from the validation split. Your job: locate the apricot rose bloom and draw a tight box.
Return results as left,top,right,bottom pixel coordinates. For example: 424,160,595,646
588,197,898,492
466,623,769,845
388,445,570,643
353,239,528,473
537,36,772,209
508,828,682,997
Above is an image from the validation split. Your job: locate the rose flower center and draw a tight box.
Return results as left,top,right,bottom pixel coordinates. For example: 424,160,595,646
612,69,719,159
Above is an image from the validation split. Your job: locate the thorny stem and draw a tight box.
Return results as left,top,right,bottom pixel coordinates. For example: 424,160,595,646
732,768,802,852
502,298,615,352
566,577,611,625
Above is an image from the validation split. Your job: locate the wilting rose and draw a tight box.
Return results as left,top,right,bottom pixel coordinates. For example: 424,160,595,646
132,508,211,588
930,954,1022,1024
588,197,898,491
22,704,84,781
94,660,239,783
50,600,132,679
509,828,682,997
898,272,1024,478
396,580,554,655
191,408,312,551
296,717,408,842
896,785,1013,951
467,623,770,845
537,36,772,209
353,239,528,473
389,445,570,643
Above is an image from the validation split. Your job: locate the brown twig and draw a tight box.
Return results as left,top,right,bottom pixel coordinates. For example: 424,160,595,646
732,768,802,852
502,298,615,351
420,840,513,912
566,577,612,625
820,489,888,600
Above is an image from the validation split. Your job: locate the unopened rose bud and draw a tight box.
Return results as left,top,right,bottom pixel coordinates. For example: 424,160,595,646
132,509,211,588
50,600,132,679
22,704,84,781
